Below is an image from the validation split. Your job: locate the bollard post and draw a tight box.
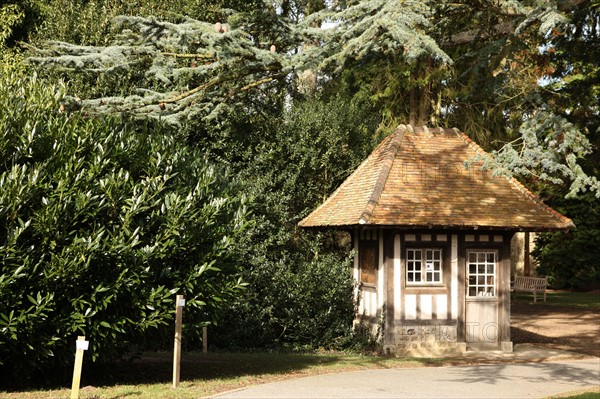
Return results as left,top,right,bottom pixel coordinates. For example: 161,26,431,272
173,295,185,388
70,336,89,399
202,326,208,353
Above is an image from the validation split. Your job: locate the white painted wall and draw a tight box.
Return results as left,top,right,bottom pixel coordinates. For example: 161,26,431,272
451,234,458,320
394,234,402,319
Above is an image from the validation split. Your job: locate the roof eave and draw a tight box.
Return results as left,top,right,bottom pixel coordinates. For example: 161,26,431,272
299,222,575,232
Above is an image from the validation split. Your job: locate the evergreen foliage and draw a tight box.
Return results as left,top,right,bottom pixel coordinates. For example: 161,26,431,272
31,0,263,46
25,1,600,197
0,66,249,385
529,3,600,287
298,0,600,198
213,95,379,349
533,191,600,289
491,110,600,198
28,8,292,126
297,0,452,71
28,1,599,198
0,0,40,48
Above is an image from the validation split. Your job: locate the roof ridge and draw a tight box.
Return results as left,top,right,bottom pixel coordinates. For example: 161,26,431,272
454,128,575,228
405,125,457,135
358,125,407,224
298,125,404,227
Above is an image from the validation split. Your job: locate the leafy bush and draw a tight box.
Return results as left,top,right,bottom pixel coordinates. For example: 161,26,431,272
211,96,380,350
214,243,356,350
534,192,600,290
0,68,249,386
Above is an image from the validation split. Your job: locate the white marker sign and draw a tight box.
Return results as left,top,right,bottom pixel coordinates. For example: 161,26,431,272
76,340,90,351
177,298,186,307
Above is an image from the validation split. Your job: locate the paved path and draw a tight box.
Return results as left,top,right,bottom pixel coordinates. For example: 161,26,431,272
213,359,600,398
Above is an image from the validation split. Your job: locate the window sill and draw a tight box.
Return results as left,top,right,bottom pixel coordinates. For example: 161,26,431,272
405,286,448,295
406,283,445,287
466,296,498,302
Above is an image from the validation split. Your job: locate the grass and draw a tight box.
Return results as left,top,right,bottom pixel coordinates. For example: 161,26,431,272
512,289,600,309
546,387,600,398
3,291,598,399
0,351,449,399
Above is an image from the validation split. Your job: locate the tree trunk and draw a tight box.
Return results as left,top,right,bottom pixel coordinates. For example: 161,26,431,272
409,57,433,127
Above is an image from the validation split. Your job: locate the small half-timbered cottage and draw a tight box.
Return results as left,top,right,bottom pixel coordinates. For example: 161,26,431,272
299,125,573,355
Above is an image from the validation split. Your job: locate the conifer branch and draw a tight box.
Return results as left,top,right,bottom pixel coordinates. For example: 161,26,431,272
238,76,278,92
161,52,215,59
162,79,222,104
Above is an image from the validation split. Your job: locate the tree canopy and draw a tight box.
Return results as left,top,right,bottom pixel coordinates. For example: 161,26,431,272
27,0,600,198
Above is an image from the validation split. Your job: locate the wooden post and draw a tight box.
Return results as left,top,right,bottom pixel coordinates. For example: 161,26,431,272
524,232,531,276
202,326,208,353
173,295,184,389
70,336,89,399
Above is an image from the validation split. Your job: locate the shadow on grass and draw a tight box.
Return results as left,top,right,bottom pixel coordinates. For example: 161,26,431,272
82,351,440,388
512,290,600,309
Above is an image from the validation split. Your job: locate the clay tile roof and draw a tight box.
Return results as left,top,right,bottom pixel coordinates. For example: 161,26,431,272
299,124,574,231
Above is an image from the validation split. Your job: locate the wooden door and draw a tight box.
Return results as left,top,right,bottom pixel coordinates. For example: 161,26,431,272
465,250,499,349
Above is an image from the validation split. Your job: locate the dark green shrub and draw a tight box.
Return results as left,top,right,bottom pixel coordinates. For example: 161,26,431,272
0,67,249,386
211,96,380,351
214,243,356,350
534,192,600,290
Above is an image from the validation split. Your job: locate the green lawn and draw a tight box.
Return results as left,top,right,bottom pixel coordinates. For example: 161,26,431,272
3,290,598,399
546,387,600,399
0,352,447,399
512,289,600,309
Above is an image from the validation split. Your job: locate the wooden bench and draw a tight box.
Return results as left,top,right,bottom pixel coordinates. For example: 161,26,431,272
512,276,548,303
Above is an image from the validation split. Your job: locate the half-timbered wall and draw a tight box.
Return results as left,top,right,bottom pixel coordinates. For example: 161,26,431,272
354,229,385,321
355,229,514,355
386,232,458,354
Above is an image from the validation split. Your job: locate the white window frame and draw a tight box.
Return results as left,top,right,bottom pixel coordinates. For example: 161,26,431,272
467,250,497,298
406,248,443,285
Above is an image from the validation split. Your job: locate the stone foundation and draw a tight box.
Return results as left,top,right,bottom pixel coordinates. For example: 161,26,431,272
385,322,464,356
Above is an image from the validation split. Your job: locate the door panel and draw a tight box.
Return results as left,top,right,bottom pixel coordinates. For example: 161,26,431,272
465,301,498,346
465,250,499,348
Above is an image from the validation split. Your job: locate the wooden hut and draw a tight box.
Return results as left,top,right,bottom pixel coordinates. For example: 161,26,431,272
299,125,573,355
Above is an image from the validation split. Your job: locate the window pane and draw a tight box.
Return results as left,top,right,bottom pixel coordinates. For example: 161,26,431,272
360,245,376,284
467,251,496,297
407,248,442,285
